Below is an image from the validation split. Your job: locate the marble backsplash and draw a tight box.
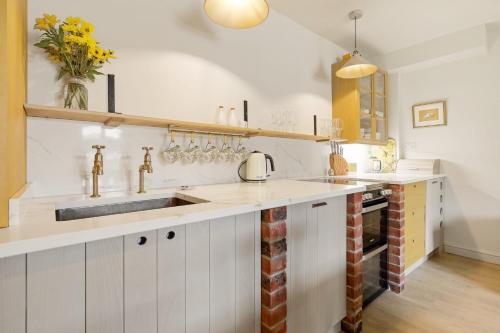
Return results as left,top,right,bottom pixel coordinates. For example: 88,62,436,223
27,117,331,198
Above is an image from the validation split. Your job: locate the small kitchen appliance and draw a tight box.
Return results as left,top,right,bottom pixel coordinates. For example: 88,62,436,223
238,151,275,182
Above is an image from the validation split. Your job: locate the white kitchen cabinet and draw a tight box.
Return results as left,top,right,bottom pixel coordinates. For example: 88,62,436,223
124,231,157,333
287,196,347,333
158,225,186,333
0,255,26,333
27,244,86,333
86,237,124,333
186,213,260,333
426,178,444,255
2,213,261,333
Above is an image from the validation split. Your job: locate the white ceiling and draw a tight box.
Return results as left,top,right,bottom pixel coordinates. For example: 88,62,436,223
269,0,500,56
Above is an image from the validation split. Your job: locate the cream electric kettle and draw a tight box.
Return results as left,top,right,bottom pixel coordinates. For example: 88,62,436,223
238,151,275,182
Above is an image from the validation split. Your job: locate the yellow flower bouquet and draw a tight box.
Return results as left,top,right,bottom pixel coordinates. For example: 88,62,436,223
34,14,116,110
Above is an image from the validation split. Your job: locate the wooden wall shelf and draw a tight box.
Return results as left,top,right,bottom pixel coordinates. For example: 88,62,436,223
24,105,340,143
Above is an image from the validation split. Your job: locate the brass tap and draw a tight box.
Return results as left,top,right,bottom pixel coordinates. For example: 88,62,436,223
138,147,154,194
90,145,105,198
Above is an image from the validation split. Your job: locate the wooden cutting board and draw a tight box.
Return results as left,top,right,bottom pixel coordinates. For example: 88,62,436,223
330,153,349,176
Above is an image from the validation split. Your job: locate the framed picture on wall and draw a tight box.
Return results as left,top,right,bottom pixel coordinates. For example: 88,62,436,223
412,100,447,128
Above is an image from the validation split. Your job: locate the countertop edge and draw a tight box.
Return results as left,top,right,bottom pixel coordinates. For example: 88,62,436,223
0,182,365,258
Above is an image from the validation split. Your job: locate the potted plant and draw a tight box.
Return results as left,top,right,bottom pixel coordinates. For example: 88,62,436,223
34,14,115,110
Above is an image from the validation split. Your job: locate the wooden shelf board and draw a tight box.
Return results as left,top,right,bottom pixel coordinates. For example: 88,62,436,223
25,104,330,142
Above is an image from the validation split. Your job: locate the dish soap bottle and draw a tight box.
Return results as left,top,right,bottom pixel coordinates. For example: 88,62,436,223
216,106,227,125
227,107,239,127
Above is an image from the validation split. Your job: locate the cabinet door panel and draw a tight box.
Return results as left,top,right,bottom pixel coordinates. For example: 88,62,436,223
86,237,124,333
306,203,320,333
288,197,347,333
426,179,443,254
210,216,237,333
186,221,210,333
316,196,347,331
287,203,308,333
0,254,26,333
27,244,85,333
124,231,157,333
235,213,258,333
158,225,186,333
317,201,335,333
322,197,347,325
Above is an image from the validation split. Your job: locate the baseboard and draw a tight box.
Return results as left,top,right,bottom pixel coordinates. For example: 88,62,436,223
405,249,439,275
445,245,500,265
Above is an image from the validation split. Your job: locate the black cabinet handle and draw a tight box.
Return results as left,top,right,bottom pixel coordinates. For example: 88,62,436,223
167,231,176,240
312,202,327,208
137,236,148,246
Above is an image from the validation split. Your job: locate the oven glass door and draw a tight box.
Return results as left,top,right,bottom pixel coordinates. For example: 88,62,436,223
363,247,388,307
362,199,388,252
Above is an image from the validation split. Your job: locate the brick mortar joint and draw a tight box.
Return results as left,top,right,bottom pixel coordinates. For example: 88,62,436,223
261,320,287,330
261,238,287,245
262,286,286,295
262,253,287,260
262,270,287,278
262,303,287,311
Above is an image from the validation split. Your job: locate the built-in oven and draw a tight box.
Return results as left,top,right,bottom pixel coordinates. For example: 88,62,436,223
361,184,391,307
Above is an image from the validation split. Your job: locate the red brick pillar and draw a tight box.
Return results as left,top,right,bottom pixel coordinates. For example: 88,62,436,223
261,206,287,333
387,184,405,293
342,192,363,333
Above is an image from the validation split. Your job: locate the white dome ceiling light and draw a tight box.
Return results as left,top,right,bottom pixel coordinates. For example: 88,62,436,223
204,0,270,29
336,10,378,79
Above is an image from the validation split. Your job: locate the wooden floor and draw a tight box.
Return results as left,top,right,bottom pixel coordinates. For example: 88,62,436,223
362,253,500,333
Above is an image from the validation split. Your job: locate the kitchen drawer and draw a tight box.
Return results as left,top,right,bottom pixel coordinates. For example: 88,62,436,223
406,233,425,268
404,182,427,211
405,210,425,237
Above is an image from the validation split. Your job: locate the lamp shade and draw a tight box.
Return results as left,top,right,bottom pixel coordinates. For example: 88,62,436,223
336,54,378,79
204,0,269,29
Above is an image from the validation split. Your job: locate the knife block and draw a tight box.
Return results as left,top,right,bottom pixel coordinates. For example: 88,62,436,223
330,153,349,176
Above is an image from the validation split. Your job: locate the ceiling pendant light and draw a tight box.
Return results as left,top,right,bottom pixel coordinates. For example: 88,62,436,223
204,0,270,29
336,10,377,79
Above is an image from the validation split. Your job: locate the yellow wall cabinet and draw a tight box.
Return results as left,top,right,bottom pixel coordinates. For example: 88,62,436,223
332,55,388,145
404,182,427,268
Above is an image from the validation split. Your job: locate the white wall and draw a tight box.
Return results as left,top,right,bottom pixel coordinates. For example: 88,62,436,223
26,0,346,197
396,24,500,260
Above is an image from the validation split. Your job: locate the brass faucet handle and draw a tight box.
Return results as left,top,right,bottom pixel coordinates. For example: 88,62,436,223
92,145,106,151
142,146,154,152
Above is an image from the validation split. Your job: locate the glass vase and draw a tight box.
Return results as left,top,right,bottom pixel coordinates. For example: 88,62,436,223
64,77,88,110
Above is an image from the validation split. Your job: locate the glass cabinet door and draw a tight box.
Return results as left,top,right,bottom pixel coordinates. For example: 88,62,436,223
373,71,387,142
359,75,372,140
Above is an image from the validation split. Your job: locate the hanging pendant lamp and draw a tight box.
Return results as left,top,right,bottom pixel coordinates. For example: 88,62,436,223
204,0,270,29
336,10,377,79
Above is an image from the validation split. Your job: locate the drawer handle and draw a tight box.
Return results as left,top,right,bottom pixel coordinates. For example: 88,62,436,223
166,231,176,240
137,236,148,246
432,180,438,184
440,195,443,203
440,208,444,216
312,202,327,208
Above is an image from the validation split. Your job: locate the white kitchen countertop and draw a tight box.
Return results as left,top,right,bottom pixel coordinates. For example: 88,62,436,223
333,172,445,185
1,179,365,259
